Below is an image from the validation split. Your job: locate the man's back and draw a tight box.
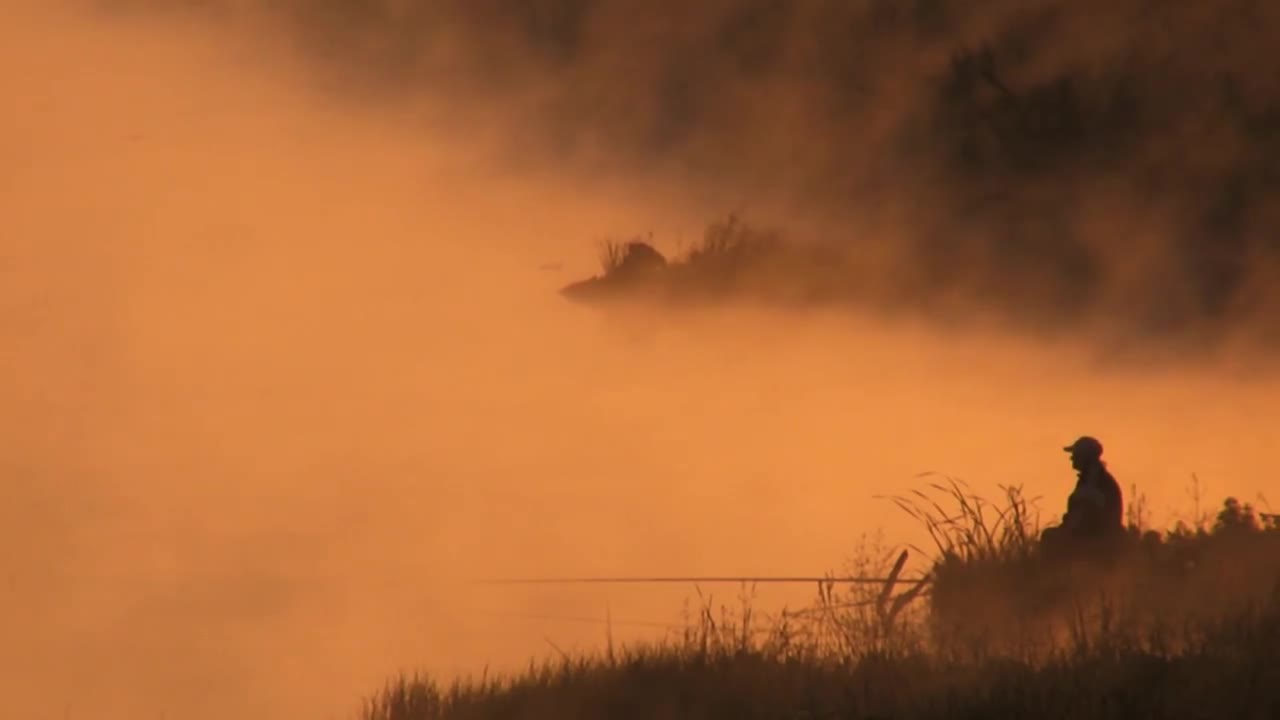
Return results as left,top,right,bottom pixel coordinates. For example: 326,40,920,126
1068,463,1123,537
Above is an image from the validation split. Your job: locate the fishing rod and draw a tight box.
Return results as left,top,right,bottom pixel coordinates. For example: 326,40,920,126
478,550,932,591
475,575,930,586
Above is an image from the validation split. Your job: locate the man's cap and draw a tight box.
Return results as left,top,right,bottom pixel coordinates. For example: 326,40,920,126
1063,435,1104,457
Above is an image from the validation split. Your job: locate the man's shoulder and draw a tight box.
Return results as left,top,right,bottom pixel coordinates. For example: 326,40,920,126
1099,467,1121,489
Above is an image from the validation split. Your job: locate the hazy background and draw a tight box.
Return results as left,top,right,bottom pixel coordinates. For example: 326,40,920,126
245,0,1280,344
4,1,1278,718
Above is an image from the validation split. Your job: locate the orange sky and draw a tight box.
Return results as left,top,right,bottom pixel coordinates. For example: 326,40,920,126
3,3,1278,718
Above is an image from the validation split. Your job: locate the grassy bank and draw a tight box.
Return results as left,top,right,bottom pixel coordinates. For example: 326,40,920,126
366,623,1280,720
362,484,1280,719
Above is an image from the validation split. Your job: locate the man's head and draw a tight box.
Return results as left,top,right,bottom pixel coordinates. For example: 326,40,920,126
1063,435,1104,471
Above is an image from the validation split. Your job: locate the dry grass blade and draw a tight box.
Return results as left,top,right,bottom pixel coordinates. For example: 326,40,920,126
597,239,628,274
887,496,952,557
888,575,932,622
876,549,910,620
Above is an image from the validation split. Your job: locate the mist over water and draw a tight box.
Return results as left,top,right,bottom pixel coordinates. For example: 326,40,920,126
246,0,1280,344
4,2,1279,719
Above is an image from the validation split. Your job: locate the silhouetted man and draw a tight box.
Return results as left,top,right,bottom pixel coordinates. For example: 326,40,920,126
1041,436,1124,556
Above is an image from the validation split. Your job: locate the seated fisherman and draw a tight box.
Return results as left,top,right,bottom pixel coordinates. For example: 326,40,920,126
1041,436,1124,556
